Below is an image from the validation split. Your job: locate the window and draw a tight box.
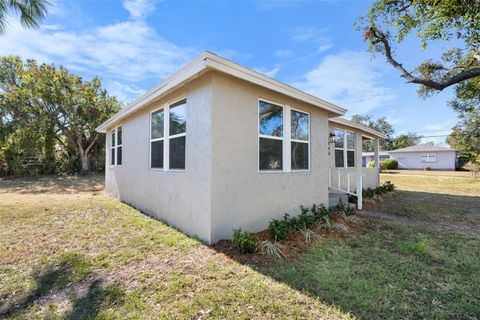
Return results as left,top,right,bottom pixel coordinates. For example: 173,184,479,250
334,128,355,168
258,100,310,172
150,98,187,170
291,110,309,170
110,126,122,166
421,153,436,163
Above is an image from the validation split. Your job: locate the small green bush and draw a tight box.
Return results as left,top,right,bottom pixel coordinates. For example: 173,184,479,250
232,229,257,254
268,217,290,241
382,180,395,192
362,181,395,199
363,187,376,198
367,161,375,168
424,166,431,171
336,199,355,216
367,160,387,170
383,158,398,169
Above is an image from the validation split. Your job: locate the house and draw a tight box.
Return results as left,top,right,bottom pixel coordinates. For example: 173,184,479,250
362,151,390,167
388,144,458,170
96,51,385,244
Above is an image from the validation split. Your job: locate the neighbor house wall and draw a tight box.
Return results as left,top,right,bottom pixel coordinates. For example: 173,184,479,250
390,151,456,170
105,75,214,243
209,72,331,243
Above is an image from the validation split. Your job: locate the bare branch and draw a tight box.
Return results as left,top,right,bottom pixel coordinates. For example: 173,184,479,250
368,27,480,91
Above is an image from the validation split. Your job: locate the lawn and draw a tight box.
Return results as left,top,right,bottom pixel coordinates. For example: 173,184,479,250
1,174,479,319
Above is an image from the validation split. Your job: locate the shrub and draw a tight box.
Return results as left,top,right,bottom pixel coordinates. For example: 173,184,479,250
268,217,290,241
295,205,317,229
232,229,257,254
311,203,330,219
383,158,398,169
336,199,355,216
259,240,286,259
367,161,375,168
424,166,431,171
382,180,395,192
300,228,323,243
464,160,480,179
363,187,376,198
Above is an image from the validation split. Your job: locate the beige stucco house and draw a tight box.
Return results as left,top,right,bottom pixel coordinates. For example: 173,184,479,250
96,51,385,244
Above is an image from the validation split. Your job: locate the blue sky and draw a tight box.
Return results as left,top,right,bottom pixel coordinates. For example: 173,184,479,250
1,0,458,143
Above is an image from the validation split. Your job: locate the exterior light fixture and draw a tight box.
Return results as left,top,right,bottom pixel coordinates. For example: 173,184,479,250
329,132,336,144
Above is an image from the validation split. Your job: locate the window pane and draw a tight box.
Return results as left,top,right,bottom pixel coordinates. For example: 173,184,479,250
170,100,186,135
291,142,308,170
169,136,186,169
335,149,344,168
111,147,115,165
151,140,164,168
117,127,122,145
347,150,355,167
111,131,116,147
151,110,164,139
334,129,344,148
259,138,282,170
259,101,283,137
346,132,355,149
291,110,309,141
117,146,122,165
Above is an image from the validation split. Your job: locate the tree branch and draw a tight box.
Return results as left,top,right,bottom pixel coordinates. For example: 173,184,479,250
368,27,480,91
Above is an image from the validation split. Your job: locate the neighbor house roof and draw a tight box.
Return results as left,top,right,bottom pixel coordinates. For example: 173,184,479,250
389,144,457,153
96,51,348,133
329,117,387,139
362,151,390,157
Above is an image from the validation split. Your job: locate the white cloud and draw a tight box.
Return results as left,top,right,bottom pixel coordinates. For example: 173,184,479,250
105,80,146,103
123,0,156,20
254,65,281,78
290,26,330,43
294,51,397,114
0,1,196,103
275,49,293,58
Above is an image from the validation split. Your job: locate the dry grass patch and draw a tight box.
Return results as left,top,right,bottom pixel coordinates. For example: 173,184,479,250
0,175,349,319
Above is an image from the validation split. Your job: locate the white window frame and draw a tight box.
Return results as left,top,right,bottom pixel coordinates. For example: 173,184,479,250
258,98,310,173
149,97,187,172
290,107,310,172
110,126,122,167
421,153,437,163
334,128,355,169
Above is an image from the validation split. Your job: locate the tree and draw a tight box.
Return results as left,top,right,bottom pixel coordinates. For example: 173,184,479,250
0,0,50,35
351,114,394,151
392,133,422,150
446,77,480,159
359,0,480,96
0,56,121,174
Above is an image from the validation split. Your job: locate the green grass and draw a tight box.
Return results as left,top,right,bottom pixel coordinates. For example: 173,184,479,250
264,222,480,319
1,174,479,319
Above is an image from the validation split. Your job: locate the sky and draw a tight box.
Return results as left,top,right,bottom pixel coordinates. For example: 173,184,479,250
0,0,459,144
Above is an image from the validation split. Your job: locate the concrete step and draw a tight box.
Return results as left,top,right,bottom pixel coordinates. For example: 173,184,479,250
328,191,349,209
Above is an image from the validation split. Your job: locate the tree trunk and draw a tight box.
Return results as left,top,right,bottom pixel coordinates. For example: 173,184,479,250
79,150,90,174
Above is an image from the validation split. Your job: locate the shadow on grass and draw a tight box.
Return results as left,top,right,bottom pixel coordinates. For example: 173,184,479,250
0,174,104,194
0,253,124,319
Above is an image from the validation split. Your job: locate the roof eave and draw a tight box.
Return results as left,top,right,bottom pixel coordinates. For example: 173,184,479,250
329,117,387,139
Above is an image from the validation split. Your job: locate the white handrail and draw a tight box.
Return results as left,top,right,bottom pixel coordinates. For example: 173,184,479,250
328,167,364,209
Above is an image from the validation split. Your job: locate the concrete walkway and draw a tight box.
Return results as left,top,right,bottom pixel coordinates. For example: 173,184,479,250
359,210,480,234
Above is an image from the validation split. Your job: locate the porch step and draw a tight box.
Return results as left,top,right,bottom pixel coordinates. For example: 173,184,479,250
328,191,349,210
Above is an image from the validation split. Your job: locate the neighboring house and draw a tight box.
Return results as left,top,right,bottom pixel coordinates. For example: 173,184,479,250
362,151,390,167
96,51,385,244
388,144,458,170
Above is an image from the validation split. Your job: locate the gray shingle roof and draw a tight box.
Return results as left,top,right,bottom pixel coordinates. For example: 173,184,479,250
389,144,456,153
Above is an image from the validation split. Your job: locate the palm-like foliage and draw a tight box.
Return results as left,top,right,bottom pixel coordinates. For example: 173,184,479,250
0,0,49,35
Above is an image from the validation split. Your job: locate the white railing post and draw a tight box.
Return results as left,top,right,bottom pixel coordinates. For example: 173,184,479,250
338,171,341,190
356,175,363,210
328,168,331,188
347,173,350,193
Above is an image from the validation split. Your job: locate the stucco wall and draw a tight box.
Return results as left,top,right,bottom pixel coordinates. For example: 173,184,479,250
209,72,331,243
105,75,213,243
390,151,456,170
